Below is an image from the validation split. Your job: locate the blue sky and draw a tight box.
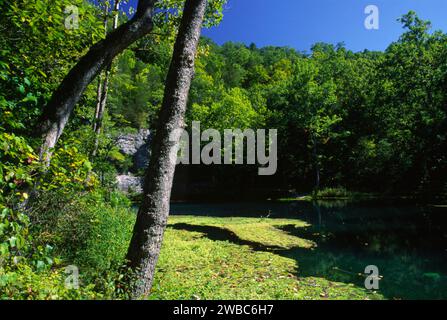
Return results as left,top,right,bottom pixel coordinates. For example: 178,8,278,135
121,0,447,52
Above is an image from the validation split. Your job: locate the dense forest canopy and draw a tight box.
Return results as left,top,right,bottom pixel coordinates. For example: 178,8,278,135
1,0,447,299
109,11,447,196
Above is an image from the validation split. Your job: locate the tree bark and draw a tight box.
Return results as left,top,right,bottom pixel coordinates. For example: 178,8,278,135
93,76,104,133
92,0,121,158
38,0,156,165
126,0,208,299
312,133,320,193
92,2,110,134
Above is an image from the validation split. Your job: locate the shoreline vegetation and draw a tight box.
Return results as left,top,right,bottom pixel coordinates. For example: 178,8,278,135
278,187,447,205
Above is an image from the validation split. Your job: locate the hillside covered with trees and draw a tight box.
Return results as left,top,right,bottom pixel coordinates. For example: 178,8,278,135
1,0,446,300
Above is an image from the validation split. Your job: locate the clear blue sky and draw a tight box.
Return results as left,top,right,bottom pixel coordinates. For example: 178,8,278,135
121,0,447,52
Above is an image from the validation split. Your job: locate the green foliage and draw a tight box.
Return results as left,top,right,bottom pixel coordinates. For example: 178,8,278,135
28,189,136,297
0,263,102,300
0,118,78,299
0,57,41,136
0,0,232,300
150,216,383,300
0,76,41,271
109,50,166,128
398,11,432,43
109,11,447,195
0,133,38,203
1,0,447,299
42,146,97,191
0,160,132,299
316,187,350,199
153,0,227,36
0,0,104,96
191,87,264,131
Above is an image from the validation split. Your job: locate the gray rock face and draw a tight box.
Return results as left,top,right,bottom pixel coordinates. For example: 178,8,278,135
115,129,150,193
116,174,144,193
116,128,151,171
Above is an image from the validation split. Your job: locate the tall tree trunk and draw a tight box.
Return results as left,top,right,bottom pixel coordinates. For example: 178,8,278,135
38,0,156,165
92,0,121,158
312,133,320,193
126,0,208,299
93,76,104,133
92,1,110,134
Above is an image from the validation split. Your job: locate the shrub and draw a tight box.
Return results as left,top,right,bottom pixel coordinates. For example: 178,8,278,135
29,189,135,286
316,187,350,199
0,263,103,300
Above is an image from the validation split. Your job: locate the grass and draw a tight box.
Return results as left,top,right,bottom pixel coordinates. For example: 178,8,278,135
149,216,384,300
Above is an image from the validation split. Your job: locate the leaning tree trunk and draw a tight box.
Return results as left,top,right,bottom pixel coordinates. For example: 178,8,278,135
92,0,121,158
38,0,156,165
126,0,208,299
